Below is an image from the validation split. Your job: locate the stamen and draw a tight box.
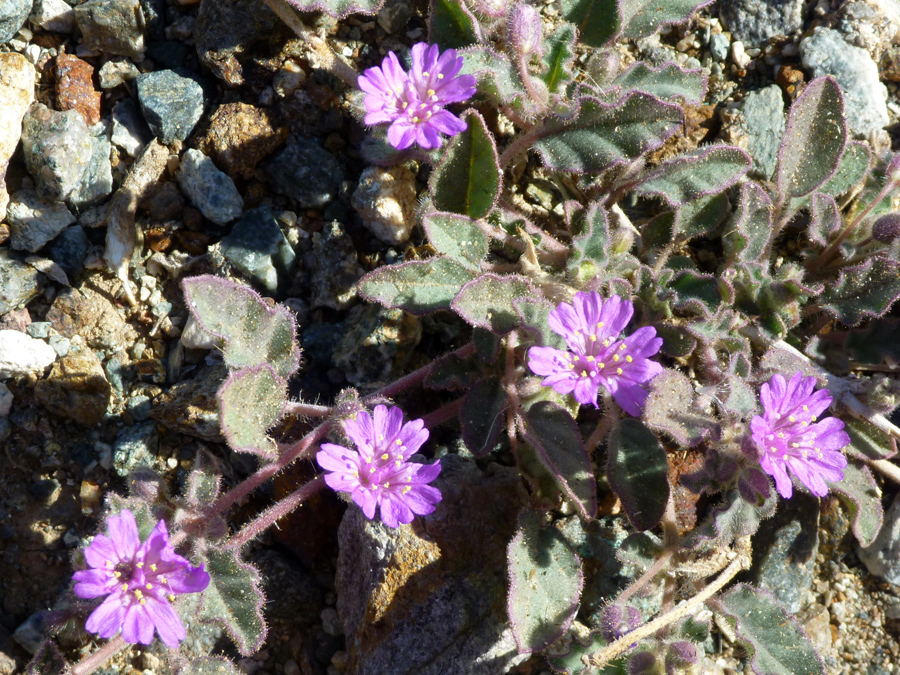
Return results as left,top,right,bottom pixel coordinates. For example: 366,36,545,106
403,486,412,494
401,101,408,109
146,583,153,590
370,467,376,474
427,89,435,96
150,564,157,572
379,435,385,441
383,482,390,488
626,355,633,363
792,443,800,448
395,439,403,445
140,598,146,605
619,344,627,351
590,335,597,341
437,73,444,79
613,354,620,362
803,405,809,411
121,584,129,592
136,563,143,568
777,432,784,438
168,594,176,602
602,339,611,347
616,368,623,375
598,362,605,368
586,356,595,362
159,576,167,585
788,415,796,422
411,116,419,123
423,71,430,77
114,571,121,578
597,322,604,328
381,453,389,460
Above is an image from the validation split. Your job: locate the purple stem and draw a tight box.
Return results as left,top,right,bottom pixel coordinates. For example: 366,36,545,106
71,636,127,675
363,342,476,402
419,397,464,429
284,401,332,418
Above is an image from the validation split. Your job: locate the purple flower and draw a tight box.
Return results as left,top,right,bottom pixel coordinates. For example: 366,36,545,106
316,404,442,528
73,509,210,648
357,43,476,150
527,293,663,416
748,371,849,499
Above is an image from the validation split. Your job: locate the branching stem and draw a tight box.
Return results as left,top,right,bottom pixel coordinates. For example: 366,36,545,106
71,636,127,675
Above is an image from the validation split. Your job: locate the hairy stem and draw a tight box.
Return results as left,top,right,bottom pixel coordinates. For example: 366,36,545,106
364,342,476,402
284,401,332,418
419,397,465,429
498,128,542,170
616,547,675,605
505,332,522,460
71,636,127,675
585,412,616,453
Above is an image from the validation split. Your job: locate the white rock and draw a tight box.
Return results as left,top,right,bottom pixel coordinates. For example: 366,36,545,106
180,314,221,350
0,330,57,379
30,0,75,33
351,165,418,245
0,53,36,222
730,40,751,69
0,382,12,417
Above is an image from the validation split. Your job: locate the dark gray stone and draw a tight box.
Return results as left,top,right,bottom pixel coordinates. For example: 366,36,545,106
126,394,152,421
0,250,42,315
46,225,90,279
0,0,31,43
265,138,343,209
145,39,188,69
7,188,76,252
136,69,205,143
719,0,804,47
220,207,296,293
113,420,159,477
74,0,145,57
12,610,42,654
25,321,50,339
176,148,243,224
310,221,361,310
858,491,900,585
110,98,152,156
736,85,785,180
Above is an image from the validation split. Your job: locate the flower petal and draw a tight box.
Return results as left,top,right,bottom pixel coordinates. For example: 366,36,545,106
144,596,187,648
85,593,127,639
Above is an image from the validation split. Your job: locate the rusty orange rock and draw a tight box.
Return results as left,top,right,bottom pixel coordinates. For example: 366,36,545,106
56,53,102,126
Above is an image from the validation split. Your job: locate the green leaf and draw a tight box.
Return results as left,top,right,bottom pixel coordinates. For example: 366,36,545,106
607,419,669,531
424,352,481,391
559,0,620,47
643,369,721,447
218,364,285,457
185,450,222,505
523,401,597,519
613,62,707,103
776,76,847,199
633,146,750,207
182,276,300,379
670,269,733,317
515,297,568,350
507,509,583,653
816,140,870,197
26,641,69,675
358,257,477,315
451,273,535,333
422,211,488,270
820,256,900,325
428,0,480,48
619,0,714,38
459,47,530,114
722,182,773,263
281,0,383,19
533,93,682,173
460,376,508,457
198,548,267,656
673,192,730,242
541,23,577,93
548,630,626,675
429,110,500,219
182,657,240,675
828,458,883,547
717,584,825,675
685,489,774,550
567,202,610,283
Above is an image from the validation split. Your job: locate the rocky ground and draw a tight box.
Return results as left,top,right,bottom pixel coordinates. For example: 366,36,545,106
1,0,900,673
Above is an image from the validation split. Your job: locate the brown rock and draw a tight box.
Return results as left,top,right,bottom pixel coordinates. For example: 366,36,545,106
46,279,137,348
194,102,288,180
882,47,900,82
151,364,225,441
56,53,102,126
35,347,111,426
0,223,9,246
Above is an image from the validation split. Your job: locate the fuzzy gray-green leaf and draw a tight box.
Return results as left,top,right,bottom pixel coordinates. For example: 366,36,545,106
643,369,721,446
218,364,285,457
633,146,750,207
619,0,714,38
26,641,69,675
182,657,240,675
458,47,530,114
567,202,610,283
429,0,480,49
723,183,773,262
422,212,488,270
828,458,883,547
358,258,477,314
820,256,900,325
281,0,383,19
559,0,619,47
607,419,669,531
460,376,507,457
613,62,707,103
541,23,577,92
198,548,267,656
807,193,842,246
533,93,682,173
451,274,535,334
515,297,568,350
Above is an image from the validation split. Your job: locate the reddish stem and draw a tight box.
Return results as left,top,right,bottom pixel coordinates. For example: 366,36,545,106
71,636,127,675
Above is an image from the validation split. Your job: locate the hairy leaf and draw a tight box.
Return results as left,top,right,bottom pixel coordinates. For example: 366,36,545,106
612,61,707,103
515,297,568,350
185,451,222,505
474,327,502,362
422,212,489,270
281,0,383,19
820,256,900,325
568,202,610,283
542,23,577,93
358,258,477,314
533,93,682,173
618,531,665,572
776,76,847,199
619,0,714,38
429,0,480,48
218,364,285,457
460,377,507,457
452,274,535,333
633,146,750,207
607,419,669,531
807,193,842,246
26,641,69,675
816,140,870,197
828,458,883,547
559,0,619,47
183,276,300,379
669,269,733,317
197,548,267,655
508,510,583,653
674,192,730,242
458,47,530,113
548,630,626,675
424,352,481,391
643,369,721,447
685,489,774,550
717,585,825,675
722,182,773,262
182,657,240,675
523,401,597,519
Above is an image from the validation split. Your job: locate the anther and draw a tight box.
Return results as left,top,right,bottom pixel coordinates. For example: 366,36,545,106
168,594,176,602
427,89,435,96
602,339,610,347
381,453,389,460
401,101,408,109
613,354,620,362
403,486,412,494
598,362,605,368
150,564,157,572
136,562,143,568
586,356,595,362
626,355,633,363
590,335,597,341
616,368,623,375
146,583,153,590
395,439,403,445
121,584,129,592
437,73,444,79
383,482,390,488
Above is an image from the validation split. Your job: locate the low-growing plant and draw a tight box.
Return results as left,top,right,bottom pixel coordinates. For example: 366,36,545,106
29,0,900,673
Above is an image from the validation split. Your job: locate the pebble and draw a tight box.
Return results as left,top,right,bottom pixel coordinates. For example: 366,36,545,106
310,221,362,310
730,40,751,69
0,250,42,315
110,97,152,156
734,85,785,180
0,53,35,223
176,148,243,225
6,188,76,252
12,611,43,654
34,347,111,426
351,165,418,245
55,53,101,126
48,334,69,356
46,224,90,278
28,0,73,32
0,0,31,44
194,101,288,180
265,138,344,208
0,382,12,417
220,206,296,293
0,328,56,379
112,421,159,477
719,0,804,47
97,56,140,89
24,321,50,339
126,394,151,420
708,32,730,61
74,0,145,57
800,26,889,136
858,491,900,585
136,68,205,144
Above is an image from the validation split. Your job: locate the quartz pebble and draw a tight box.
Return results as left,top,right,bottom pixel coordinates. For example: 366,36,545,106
7,188,76,252
352,165,418,245
29,0,73,32
176,148,243,225
0,53,35,222
0,329,56,378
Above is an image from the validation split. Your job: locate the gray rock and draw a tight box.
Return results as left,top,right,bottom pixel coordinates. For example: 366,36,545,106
12,611,43,654
48,334,69,357
859,491,900,584
29,0,73,32
98,57,140,89
719,0,804,47
6,188,75,252
113,421,159,477
736,85,785,180
800,27,889,136
0,329,56,379
0,53,36,223
336,455,529,675
265,138,343,208
68,131,113,209
0,381,12,416
25,321,50,339
0,0,31,43
110,97,151,156
21,103,93,203
0,249,42,315
74,0,145,57
126,394,151,420
310,221,362,310
176,148,243,224
220,207,295,293
709,32,730,61
376,0,413,33
46,225,89,278
136,69,205,143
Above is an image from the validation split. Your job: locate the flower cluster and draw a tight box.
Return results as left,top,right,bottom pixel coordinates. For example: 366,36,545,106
748,372,849,499
73,509,209,648
358,42,477,150
527,292,663,416
317,404,442,528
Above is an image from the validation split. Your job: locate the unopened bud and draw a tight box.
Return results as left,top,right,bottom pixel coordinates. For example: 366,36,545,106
872,213,900,244
628,651,661,675
665,641,698,671
509,4,542,57
470,0,507,18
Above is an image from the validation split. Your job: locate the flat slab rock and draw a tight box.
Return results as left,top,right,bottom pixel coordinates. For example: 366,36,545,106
336,455,529,675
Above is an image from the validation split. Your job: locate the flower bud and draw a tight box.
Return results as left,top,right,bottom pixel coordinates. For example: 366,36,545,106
509,4,542,57
628,651,661,675
600,603,642,642
470,0,507,18
665,641,698,672
872,213,900,244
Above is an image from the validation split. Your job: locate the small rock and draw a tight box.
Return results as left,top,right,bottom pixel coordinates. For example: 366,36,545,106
35,347,111,425
151,363,225,441
352,165,418,245
800,26,889,136
46,225,90,279
20,103,93,202
376,0,413,33
29,0,74,32
176,148,243,224
48,334,69,356
136,68,205,143
730,40,751,69
0,306,31,332
0,251,41,316
179,314,219,350
0,382,12,417
194,101,288,180
143,181,185,221
24,321,50,338
858,491,900,584
113,421,159,476
796,603,832,654
220,206,295,293
68,130,113,208
0,329,56,379
0,0,32,44
265,138,344,209
110,97,152,156
834,0,899,62
0,53,35,222
709,32,730,61
55,53,101,126
74,0,145,58
731,85,785,180
126,394,151,420
97,56,139,89
12,611,42,655
6,188,76,252
310,221,362,310
719,0,804,47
